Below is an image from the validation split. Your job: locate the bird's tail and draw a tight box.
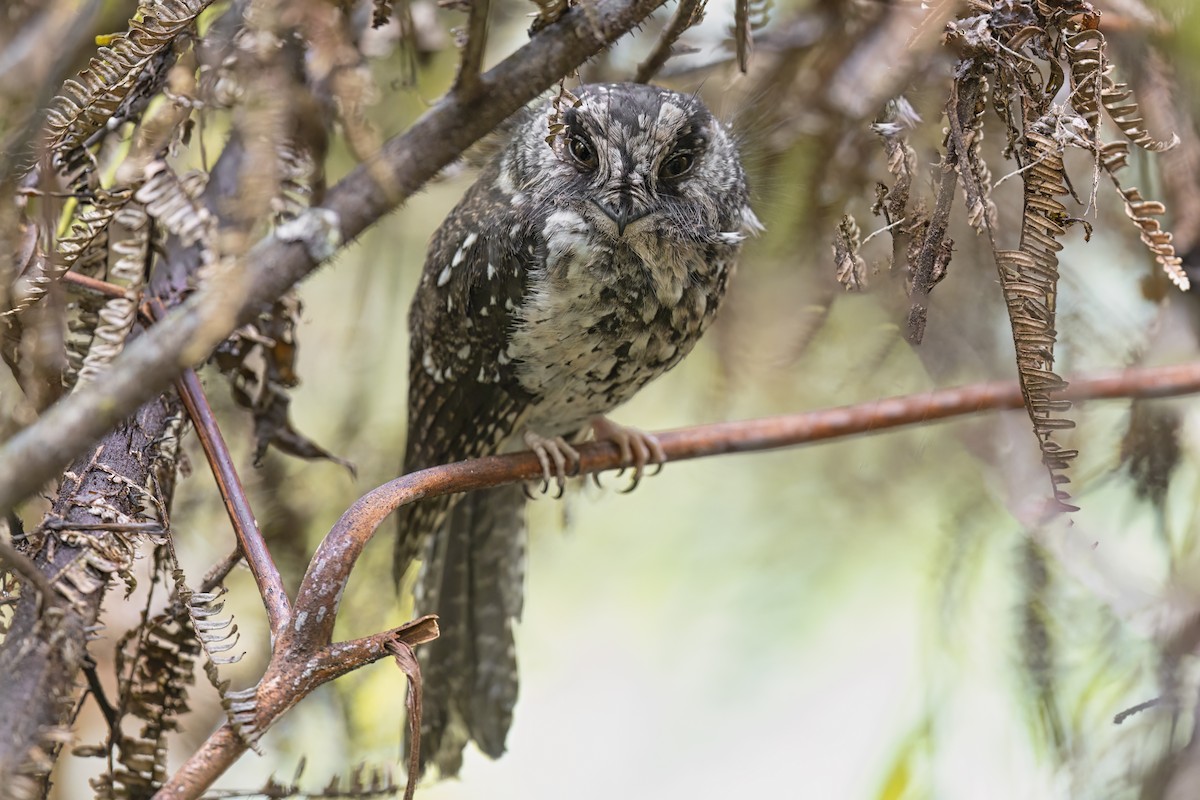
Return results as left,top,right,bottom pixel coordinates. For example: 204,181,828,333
399,484,527,778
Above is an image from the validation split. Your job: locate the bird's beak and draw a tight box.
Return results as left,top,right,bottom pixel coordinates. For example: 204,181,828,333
593,198,650,237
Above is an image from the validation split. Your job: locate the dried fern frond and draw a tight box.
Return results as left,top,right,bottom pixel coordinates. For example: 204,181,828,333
169,567,261,747
1060,16,1177,152
995,126,1078,510
1098,140,1189,290
373,0,396,28
134,160,214,252
529,0,571,35
206,760,406,799
92,551,200,799
833,214,868,291
211,294,356,474
42,0,212,171
871,98,921,231
6,189,133,317
75,203,150,389
952,76,997,233
274,142,323,224
928,1,1189,508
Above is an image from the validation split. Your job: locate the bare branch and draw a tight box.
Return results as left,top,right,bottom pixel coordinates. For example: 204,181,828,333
0,0,672,518
154,617,439,799
284,360,1200,655
0,397,184,791
154,359,1200,798
635,0,704,83
454,0,491,95
175,367,290,635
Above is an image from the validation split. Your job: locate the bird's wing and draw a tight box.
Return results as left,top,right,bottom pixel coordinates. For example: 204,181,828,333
395,165,540,776
395,166,536,576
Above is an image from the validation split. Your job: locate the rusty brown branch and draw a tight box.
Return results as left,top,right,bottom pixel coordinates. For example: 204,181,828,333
77,362,1200,797
285,360,1200,655
175,368,291,635
61,270,128,299
155,616,438,799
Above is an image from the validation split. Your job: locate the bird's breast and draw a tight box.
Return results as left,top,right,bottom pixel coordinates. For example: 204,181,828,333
508,210,735,435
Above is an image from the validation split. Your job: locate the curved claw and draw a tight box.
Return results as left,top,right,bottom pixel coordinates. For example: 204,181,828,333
590,416,667,494
529,444,553,496
590,471,605,489
523,429,581,498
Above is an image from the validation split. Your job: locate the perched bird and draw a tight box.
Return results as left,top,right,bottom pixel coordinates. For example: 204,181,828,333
396,82,760,776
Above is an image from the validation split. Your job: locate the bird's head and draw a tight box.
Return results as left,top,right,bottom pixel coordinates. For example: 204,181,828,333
507,83,759,248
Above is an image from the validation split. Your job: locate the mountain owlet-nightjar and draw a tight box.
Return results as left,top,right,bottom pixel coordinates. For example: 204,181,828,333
395,82,760,776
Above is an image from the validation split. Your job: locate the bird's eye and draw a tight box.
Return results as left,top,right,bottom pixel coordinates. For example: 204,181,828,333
659,151,695,180
568,136,597,169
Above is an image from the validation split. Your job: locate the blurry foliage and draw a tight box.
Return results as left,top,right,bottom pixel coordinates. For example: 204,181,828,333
1,0,1200,798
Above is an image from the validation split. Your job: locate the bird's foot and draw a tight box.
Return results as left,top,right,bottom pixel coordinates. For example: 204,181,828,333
589,416,666,493
523,429,581,498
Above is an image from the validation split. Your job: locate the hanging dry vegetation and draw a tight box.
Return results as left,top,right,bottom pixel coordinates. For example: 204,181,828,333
839,0,1188,511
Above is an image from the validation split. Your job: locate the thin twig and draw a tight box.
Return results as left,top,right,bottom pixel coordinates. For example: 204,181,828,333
199,548,243,594
733,0,750,73
175,368,291,635
140,296,290,633
634,0,704,83
1114,696,1162,724
0,537,57,602
42,519,164,533
82,661,118,729
453,0,491,95
61,270,129,299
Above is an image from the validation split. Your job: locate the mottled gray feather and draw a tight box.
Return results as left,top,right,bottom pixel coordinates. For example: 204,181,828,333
397,82,759,778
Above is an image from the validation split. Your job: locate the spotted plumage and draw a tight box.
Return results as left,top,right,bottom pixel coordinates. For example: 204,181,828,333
396,82,760,776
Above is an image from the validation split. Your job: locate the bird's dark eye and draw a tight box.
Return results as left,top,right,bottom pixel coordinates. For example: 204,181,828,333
568,136,597,169
659,151,695,180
